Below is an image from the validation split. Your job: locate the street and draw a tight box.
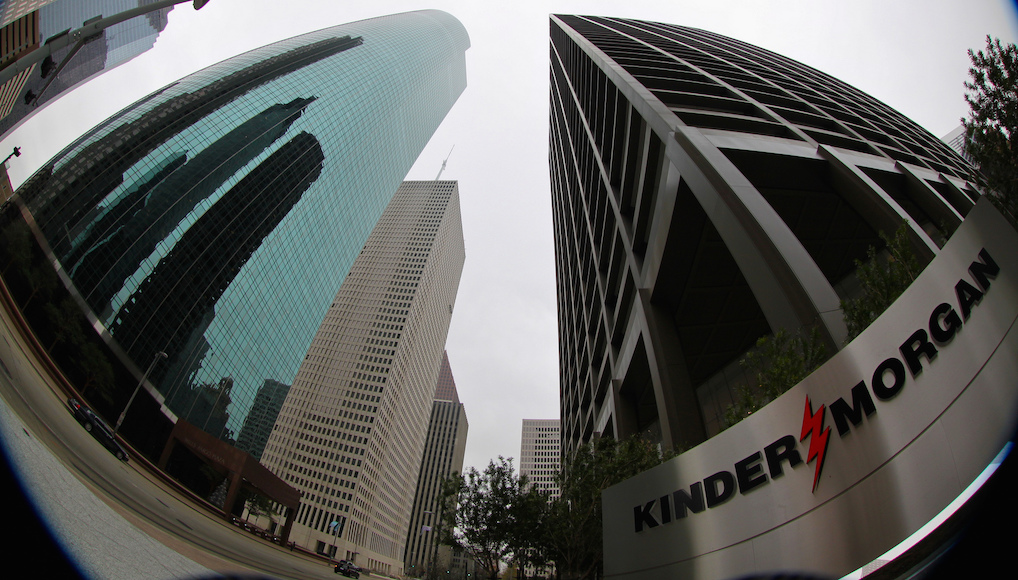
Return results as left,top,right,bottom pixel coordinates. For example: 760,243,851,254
0,294,344,580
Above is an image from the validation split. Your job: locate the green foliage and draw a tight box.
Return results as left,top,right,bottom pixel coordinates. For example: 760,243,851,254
1,218,114,404
76,342,115,404
0,220,56,308
242,489,278,520
440,439,666,580
507,480,551,579
963,36,1018,226
0,220,32,277
841,223,921,341
440,457,531,580
44,297,87,351
545,436,666,580
722,224,921,429
722,326,828,430
742,327,828,401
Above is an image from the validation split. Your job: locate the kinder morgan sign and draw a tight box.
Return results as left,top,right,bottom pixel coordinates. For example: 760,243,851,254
602,200,1018,579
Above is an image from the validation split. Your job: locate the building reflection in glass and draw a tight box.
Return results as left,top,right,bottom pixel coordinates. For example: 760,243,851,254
12,10,470,444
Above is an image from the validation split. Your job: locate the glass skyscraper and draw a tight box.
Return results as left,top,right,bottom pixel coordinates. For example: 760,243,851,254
12,10,469,444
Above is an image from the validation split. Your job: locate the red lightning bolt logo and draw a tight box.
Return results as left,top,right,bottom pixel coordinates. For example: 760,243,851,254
800,396,831,493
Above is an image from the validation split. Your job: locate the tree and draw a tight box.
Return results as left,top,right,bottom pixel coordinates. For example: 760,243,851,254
841,222,921,341
0,220,32,278
545,436,666,580
508,484,551,579
440,457,528,579
1,220,57,308
43,297,87,351
241,488,278,521
75,342,115,404
963,36,1018,226
722,223,921,429
721,325,829,430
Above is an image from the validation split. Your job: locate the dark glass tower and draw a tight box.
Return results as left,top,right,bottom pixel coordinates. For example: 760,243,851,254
405,352,468,576
549,15,983,454
13,10,469,442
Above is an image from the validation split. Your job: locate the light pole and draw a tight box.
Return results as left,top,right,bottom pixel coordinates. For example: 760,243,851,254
423,510,441,580
1,147,20,206
114,351,166,434
0,1,212,89
329,516,346,561
2,147,20,166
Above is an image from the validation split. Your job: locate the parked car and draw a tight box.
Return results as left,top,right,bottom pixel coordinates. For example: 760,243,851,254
334,560,360,578
67,398,129,462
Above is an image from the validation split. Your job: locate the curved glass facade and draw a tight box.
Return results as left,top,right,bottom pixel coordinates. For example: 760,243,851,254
14,10,469,444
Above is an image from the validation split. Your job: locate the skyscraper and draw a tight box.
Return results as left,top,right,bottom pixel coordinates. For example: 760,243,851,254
549,15,983,455
235,378,289,461
942,125,974,164
9,11,468,446
520,419,560,499
259,180,465,576
405,351,468,577
0,0,177,138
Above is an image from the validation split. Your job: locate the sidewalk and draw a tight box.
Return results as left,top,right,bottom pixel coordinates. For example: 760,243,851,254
0,276,216,579
0,391,214,579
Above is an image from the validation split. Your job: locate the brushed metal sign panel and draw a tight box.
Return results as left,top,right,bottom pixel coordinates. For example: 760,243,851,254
603,199,1018,579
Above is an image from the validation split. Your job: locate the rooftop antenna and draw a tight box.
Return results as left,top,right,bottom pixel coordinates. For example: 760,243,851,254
435,146,455,180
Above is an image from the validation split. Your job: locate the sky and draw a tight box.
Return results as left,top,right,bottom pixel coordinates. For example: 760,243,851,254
2,0,1016,475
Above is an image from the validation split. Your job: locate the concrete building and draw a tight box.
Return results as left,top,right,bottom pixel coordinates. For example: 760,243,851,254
942,125,974,165
404,351,468,577
0,0,179,139
7,11,468,451
259,181,465,576
519,419,560,499
548,15,983,456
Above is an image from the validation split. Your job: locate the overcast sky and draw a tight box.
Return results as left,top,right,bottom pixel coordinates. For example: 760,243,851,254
2,0,1016,475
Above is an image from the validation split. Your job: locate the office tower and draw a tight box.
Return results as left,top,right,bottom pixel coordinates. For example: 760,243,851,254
235,379,290,461
0,11,41,119
8,11,468,447
0,1,59,25
942,125,975,165
405,351,468,577
0,0,177,138
260,181,465,576
549,15,983,455
520,419,560,499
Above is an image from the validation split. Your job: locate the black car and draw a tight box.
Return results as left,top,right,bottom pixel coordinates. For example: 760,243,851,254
67,398,129,462
334,560,360,578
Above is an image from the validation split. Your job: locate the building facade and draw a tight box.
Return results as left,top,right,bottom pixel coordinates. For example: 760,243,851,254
942,125,974,165
519,419,560,499
404,351,468,577
0,0,177,139
11,11,468,447
259,180,465,576
235,378,290,461
548,15,983,456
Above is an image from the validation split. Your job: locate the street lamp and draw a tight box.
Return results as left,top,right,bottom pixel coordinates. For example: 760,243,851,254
2,147,20,166
1,147,20,206
0,1,212,89
329,516,346,560
114,351,166,434
423,510,442,580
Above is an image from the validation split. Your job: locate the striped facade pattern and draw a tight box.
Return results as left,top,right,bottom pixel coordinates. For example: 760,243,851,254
549,15,984,455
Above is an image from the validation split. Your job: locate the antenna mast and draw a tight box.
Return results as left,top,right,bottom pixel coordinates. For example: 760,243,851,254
435,146,455,180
